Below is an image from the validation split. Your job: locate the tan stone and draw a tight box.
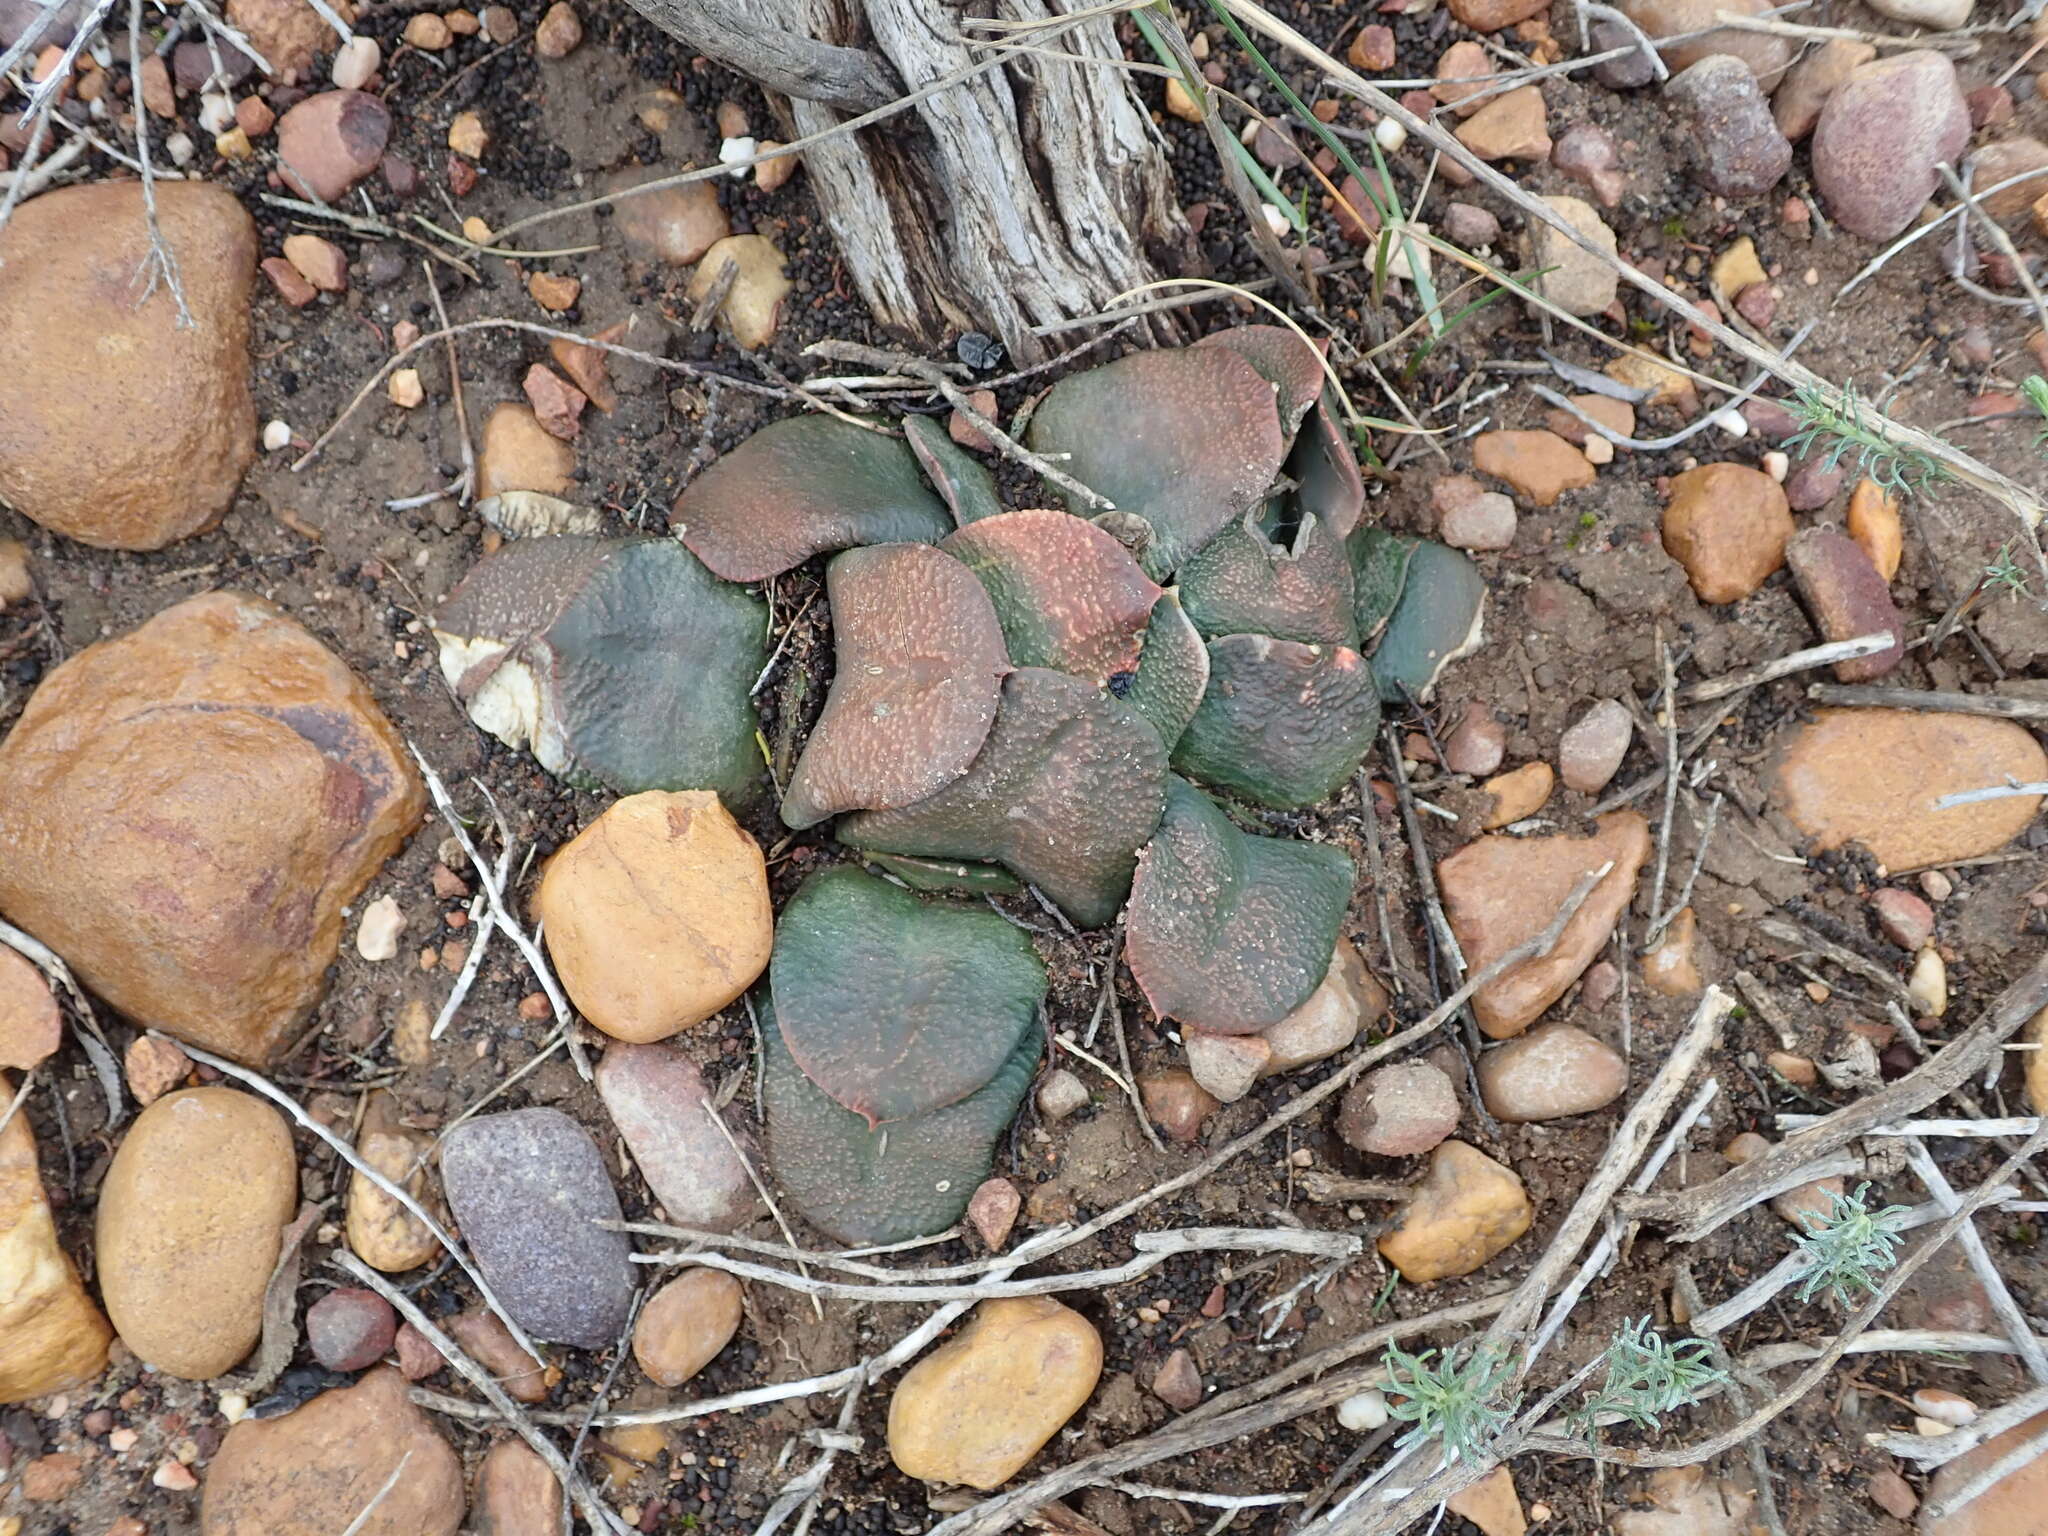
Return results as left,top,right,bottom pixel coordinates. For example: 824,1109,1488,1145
1258,939,1388,1075
1925,1409,2048,1534
1641,907,1703,996
0,1070,112,1402
1439,812,1652,1038
1480,761,1554,829
476,402,574,501
0,948,58,1071
1845,477,1902,581
0,182,255,549
1612,1468,1755,1535
200,1367,463,1535
1967,136,2048,220
1661,463,1793,603
1767,709,2046,871
535,792,772,1043
0,593,424,1065
473,1439,561,1535
609,173,730,265
1472,430,1595,506
1377,1140,1533,1282
1772,39,1874,141
225,0,357,77
632,1268,743,1387
1431,41,1494,115
1773,1174,1845,1229
346,1090,442,1272
1530,195,1620,318
1138,1068,1219,1143
1454,86,1550,161
123,1034,192,1105
888,1296,1103,1489
687,235,792,350
0,538,31,607
1477,1024,1628,1122
1543,394,1634,449
528,271,580,313
447,1309,552,1403
1620,0,1792,80
1448,1466,1527,1536
1606,353,1699,414
97,1087,297,1379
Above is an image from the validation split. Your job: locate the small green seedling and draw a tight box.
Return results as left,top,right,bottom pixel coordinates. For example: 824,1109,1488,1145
1567,1317,1728,1441
2022,375,2048,450
1783,384,1948,501
1791,1182,1912,1307
1382,1340,1522,1467
1983,541,2036,603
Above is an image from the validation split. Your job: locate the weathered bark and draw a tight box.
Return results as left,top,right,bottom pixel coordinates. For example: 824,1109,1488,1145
620,0,1195,363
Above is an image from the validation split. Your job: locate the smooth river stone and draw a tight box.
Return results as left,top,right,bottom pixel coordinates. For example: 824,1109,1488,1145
1766,709,2046,871
439,1108,634,1348
0,1070,113,1402
594,1043,756,1232
1377,1140,1533,1282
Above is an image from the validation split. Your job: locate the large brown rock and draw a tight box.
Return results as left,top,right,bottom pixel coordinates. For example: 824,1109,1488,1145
0,182,255,550
1925,1410,2048,1535
889,1296,1102,1489
224,0,354,77
472,1439,561,1536
1767,710,2046,871
97,1086,297,1379
1812,52,1970,239
0,593,424,1065
0,1070,113,1402
201,1367,464,1535
535,791,772,1043
1439,812,1651,1038
1618,0,1793,80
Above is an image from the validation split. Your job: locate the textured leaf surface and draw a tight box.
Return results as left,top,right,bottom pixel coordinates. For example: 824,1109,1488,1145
1373,541,1487,705
762,994,1039,1246
673,414,952,581
1177,514,1358,648
1290,389,1366,539
941,511,1162,685
1121,590,1210,753
1193,325,1325,437
781,543,1009,829
1172,636,1381,809
839,668,1169,927
769,865,1046,1125
905,413,1006,526
433,537,767,805
1026,346,1286,579
1346,526,1417,645
860,852,1022,897
1126,778,1353,1033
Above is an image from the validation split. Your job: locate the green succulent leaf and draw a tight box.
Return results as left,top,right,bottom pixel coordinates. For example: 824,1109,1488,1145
769,865,1047,1125
1177,513,1359,648
432,536,767,806
1193,324,1326,437
1125,777,1353,1033
1026,344,1288,579
1120,589,1211,754
1372,541,1487,706
761,992,1040,1246
781,543,1009,830
859,852,1023,897
1346,526,1418,646
904,413,1006,526
1290,387,1366,539
674,414,953,581
839,668,1169,928
1172,635,1381,809
941,510,1163,685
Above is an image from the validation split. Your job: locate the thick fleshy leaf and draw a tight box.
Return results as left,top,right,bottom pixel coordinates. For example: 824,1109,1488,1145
839,668,1169,927
861,852,1022,897
1121,589,1210,753
1193,325,1325,437
1126,777,1353,1033
1347,526,1417,646
1177,514,1359,648
1172,636,1381,809
781,543,1009,829
1026,345,1287,579
1290,388,1366,539
673,414,952,581
769,865,1046,1125
762,993,1039,1246
433,536,766,805
1373,541,1487,706
905,413,1005,526
941,510,1163,685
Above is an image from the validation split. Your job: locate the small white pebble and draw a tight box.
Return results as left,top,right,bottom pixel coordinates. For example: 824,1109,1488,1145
1373,116,1407,153
261,419,294,452
165,131,195,167
1711,408,1749,439
1261,202,1290,238
1803,267,1820,286
1337,1389,1388,1431
1914,1415,1957,1438
719,136,758,177
1920,870,1954,902
217,1392,249,1423
1582,434,1614,466
331,34,380,90
355,893,406,962
198,92,235,134
1763,450,1789,482
1136,1305,1162,1324
1912,1388,1978,1426
1909,947,1948,1017
1289,1146,1314,1167
108,1427,138,1453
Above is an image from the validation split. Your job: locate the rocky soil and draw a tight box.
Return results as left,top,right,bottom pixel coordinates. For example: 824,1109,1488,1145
1,0,2047,1531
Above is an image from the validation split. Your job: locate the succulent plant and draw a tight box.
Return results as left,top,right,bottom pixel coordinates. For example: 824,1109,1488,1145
431,536,767,805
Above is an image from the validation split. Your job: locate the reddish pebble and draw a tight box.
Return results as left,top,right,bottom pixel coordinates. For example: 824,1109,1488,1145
1734,283,1776,328
235,96,274,137
1151,1349,1203,1411
1965,85,2013,128
1969,392,2019,417
260,255,317,307
448,156,477,196
153,1459,200,1491
523,363,587,441
1442,702,1506,778
305,1287,399,1371
1580,959,1620,1011
1872,889,1934,951
1348,24,1396,71
1201,1283,1226,1318
393,1322,444,1379
517,991,551,1021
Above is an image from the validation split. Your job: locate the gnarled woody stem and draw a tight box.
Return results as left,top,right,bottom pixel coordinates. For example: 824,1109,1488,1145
619,0,1195,363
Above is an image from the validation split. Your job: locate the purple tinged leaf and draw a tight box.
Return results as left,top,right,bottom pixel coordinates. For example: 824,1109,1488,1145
1172,635,1381,810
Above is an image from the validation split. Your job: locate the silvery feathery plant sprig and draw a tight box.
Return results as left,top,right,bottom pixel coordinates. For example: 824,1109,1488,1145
1792,1182,1913,1306
1784,383,1950,500
1381,1340,1522,1466
1566,1317,1729,1442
